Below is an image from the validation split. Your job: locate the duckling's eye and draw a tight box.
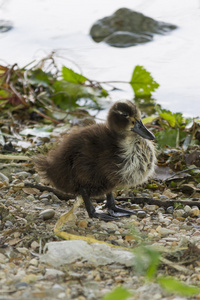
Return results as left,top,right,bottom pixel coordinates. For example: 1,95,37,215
121,112,129,118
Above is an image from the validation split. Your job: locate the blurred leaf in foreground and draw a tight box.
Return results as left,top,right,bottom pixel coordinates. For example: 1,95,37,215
101,286,131,300
130,65,159,97
133,245,160,280
157,276,200,296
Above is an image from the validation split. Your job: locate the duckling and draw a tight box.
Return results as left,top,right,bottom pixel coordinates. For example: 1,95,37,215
34,100,156,221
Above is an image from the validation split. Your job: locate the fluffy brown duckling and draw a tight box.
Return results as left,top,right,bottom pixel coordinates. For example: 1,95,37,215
34,100,156,221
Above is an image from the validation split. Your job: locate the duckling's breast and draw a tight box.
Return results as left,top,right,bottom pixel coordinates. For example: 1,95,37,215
117,136,156,187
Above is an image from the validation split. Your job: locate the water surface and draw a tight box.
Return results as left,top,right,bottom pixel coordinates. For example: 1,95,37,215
0,0,200,117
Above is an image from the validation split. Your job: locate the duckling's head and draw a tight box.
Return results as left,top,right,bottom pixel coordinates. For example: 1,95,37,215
107,100,155,140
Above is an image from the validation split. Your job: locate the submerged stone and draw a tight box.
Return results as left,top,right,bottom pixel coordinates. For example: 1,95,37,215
0,20,13,33
90,8,177,47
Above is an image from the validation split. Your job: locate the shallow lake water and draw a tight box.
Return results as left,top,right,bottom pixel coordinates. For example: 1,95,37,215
0,0,200,118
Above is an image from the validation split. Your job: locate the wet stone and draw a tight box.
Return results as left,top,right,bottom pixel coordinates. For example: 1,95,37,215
26,195,35,201
166,206,174,214
39,209,55,220
173,209,185,218
137,210,147,218
4,220,13,228
15,282,29,289
0,172,9,184
191,207,200,217
145,205,158,211
90,8,177,47
159,195,169,200
17,172,31,179
184,205,192,214
39,193,52,199
0,20,13,33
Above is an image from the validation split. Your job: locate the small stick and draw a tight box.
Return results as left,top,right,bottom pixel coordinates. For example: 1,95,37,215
23,182,200,209
116,197,200,209
24,182,74,200
0,154,30,160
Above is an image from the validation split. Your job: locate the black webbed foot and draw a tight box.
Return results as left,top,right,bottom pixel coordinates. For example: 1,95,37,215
81,189,118,222
106,192,144,217
92,211,117,221
108,205,137,217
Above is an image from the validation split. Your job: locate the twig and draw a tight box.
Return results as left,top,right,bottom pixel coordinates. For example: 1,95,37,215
164,167,199,181
24,182,74,200
22,182,200,208
116,196,200,208
0,154,30,160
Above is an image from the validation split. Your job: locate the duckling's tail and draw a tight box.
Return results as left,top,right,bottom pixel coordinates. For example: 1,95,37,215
33,155,52,184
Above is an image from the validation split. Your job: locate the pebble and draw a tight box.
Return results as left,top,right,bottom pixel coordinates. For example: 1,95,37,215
100,222,118,232
125,235,134,242
0,172,9,184
78,220,88,228
22,274,38,283
40,197,49,203
0,253,7,263
31,241,40,249
58,292,66,299
16,247,29,254
173,209,185,218
29,258,38,266
166,206,174,214
39,209,55,220
145,205,158,211
156,226,176,236
137,211,147,218
15,282,29,289
17,172,30,179
45,268,65,279
184,205,192,214
159,195,169,200
26,195,35,201
157,207,165,214
191,207,200,217
52,283,65,291
39,192,52,199
4,220,13,228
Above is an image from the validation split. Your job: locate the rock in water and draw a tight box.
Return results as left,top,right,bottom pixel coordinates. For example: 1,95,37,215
90,8,177,47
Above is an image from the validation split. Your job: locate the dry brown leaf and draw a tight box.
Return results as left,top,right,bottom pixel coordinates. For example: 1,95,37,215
22,187,40,195
163,189,178,199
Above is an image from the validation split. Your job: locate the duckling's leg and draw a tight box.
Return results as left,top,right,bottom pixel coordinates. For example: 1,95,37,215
106,192,138,217
81,189,117,221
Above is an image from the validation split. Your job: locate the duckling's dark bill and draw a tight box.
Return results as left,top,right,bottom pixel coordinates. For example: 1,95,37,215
131,120,155,140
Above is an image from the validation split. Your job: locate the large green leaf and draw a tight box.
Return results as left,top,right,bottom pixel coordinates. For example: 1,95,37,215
101,286,131,300
158,276,200,296
28,69,53,87
62,66,87,84
130,66,159,97
155,128,186,148
52,80,101,110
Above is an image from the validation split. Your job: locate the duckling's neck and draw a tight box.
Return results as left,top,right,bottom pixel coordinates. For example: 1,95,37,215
117,133,156,187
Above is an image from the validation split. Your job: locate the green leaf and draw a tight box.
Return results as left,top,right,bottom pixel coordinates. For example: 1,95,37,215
52,80,101,110
158,276,200,296
155,128,186,148
133,245,160,279
159,111,176,127
62,66,87,84
28,69,53,87
130,66,159,97
142,116,158,125
101,286,131,300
